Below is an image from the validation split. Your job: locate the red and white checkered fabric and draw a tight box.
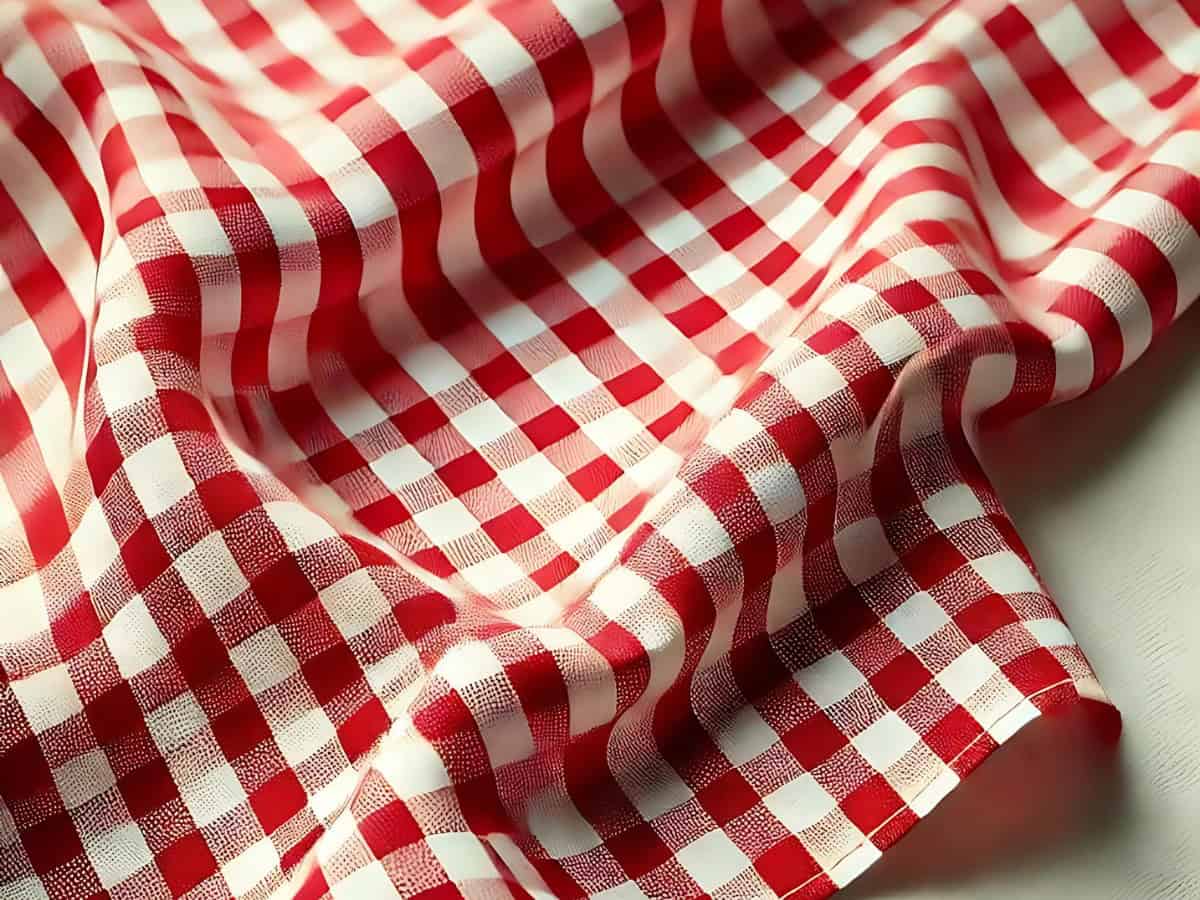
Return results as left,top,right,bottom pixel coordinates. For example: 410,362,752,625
0,0,1195,896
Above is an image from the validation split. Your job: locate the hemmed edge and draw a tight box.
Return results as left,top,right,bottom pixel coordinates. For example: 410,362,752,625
780,674,1121,899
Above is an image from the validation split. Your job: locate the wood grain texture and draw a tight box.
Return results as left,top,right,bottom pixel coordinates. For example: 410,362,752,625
844,307,1200,900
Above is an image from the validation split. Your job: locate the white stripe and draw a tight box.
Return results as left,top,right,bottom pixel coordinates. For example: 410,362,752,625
1039,246,1154,370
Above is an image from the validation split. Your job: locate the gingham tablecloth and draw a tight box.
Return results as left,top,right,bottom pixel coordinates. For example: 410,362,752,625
0,1,1195,897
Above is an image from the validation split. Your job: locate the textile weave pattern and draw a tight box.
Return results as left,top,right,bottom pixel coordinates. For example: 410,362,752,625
0,0,1196,897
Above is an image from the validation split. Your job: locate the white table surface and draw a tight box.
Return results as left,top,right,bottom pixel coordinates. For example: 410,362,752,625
843,307,1200,899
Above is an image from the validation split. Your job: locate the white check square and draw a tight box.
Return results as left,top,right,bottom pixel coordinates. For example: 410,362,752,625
229,627,300,695
274,706,338,769
796,651,865,708
165,209,234,256
729,159,787,206
1,573,49,643
179,761,246,828
566,257,626,303
124,435,193,518
853,711,919,772
330,861,395,899
690,252,744,296
87,823,152,889
146,692,207,756
175,532,249,616
72,501,121,587
498,453,561,503
462,554,527,593
715,705,778,766
745,461,806,527
545,503,606,551
885,591,949,648
485,303,545,348
105,594,170,679
782,355,848,407
534,356,600,405
400,342,468,394
646,209,705,253
923,483,985,530
527,793,604,856
96,353,156,412
371,444,434,490
413,498,478,543
453,399,515,446
11,663,81,732
936,645,996,704
591,567,652,620
971,551,1042,595
861,316,924,366
321,570,390,641
834,516,896,584
675,831,751,893
764,773,837,832
222,838,278,896
427,832,500,881
53,750,116,810
658,498,732,566
436,641,504,691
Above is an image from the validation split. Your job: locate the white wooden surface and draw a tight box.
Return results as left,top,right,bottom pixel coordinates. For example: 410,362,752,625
844,308,1200,899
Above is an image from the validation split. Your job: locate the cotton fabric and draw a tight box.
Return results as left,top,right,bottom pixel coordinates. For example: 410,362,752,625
0,1,1196,898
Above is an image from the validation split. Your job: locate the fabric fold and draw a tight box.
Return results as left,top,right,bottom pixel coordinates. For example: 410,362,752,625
0,0,1196,897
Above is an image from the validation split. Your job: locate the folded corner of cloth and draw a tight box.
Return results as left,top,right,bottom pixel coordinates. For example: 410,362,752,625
0,0,1194,897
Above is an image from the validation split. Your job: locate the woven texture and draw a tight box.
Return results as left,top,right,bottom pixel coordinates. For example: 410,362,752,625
1,1,1197,897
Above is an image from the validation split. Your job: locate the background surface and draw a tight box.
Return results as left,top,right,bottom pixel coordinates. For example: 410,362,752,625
844,308,1200,900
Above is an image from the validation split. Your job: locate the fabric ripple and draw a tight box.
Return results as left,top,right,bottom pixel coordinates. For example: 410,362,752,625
0,1,1194,897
